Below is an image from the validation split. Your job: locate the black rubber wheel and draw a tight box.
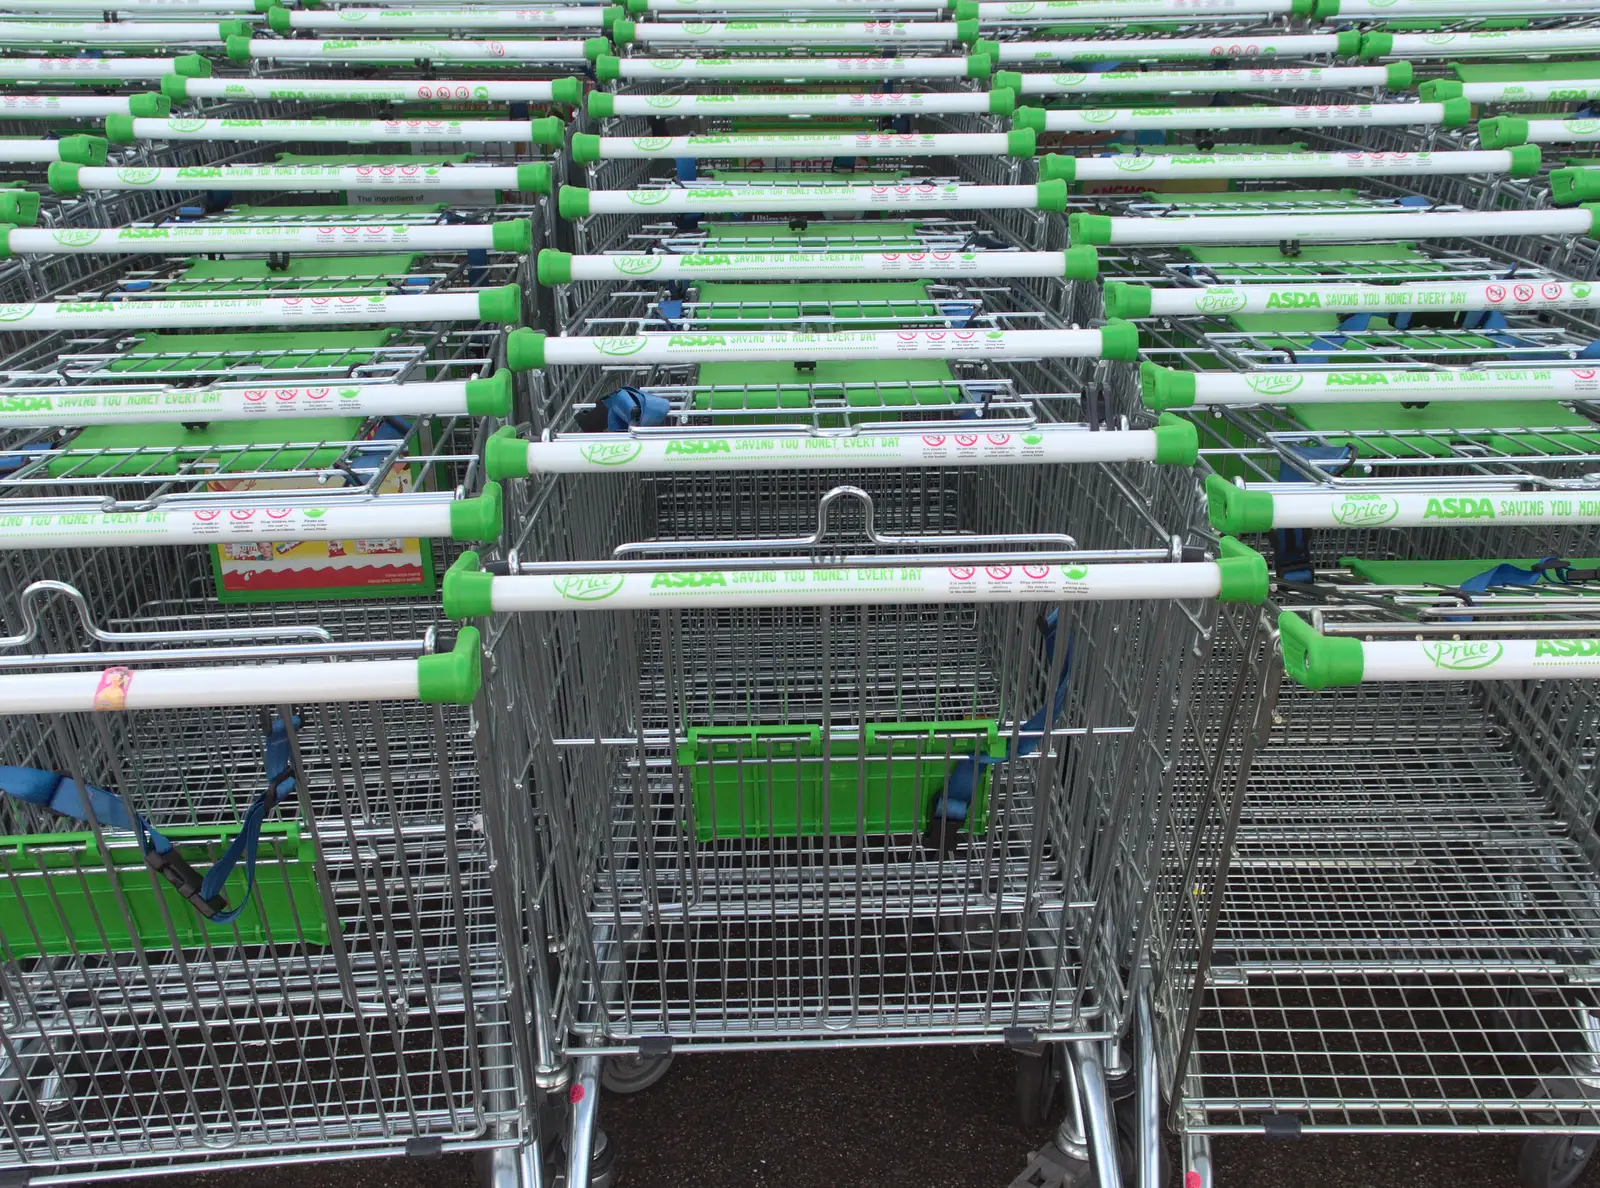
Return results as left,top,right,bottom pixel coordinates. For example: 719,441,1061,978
1015,1045,1062,1129
601,1052,674,1095
1519,1133,1598,1188
1113,1090,1173,1188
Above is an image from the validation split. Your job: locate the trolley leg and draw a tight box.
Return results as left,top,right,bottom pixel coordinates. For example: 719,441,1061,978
1136,991,1162,1188
1185,1132,1213,1188
480,1141,545,1188
1073,1040,1123,1188
565,1056,603,1188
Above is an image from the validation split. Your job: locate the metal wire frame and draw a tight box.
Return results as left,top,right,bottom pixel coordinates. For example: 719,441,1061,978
0,579,525,1180
474,445,1232,1055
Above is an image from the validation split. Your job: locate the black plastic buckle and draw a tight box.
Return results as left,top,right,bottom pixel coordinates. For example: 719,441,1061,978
145,848,227,919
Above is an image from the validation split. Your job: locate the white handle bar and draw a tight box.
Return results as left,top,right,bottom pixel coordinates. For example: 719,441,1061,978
0,374,510,427
545,248,1081,281
604,54,980,79
507,421,1191,474
569,181,1058,214
1054,149,1528,182
0,56,191,79
980,0,1299,19
1074,207,1594,246
0,19,233,42
527,326,1121,365
463,561,1231,610
596,91,999,116
637,0,945,9
1037,101,1452,132
0,140,80,164
578,130,1023,159
1226,484,1600,531
1141,363,1600,408
238,37,596,61
115,116,551,144
996,33,1348,61
281,7,606,27
1371,29,1600,58
59,163,545,194
178,76,574,102
1125,277,1599,318
0,95,149,118
619,19,969,42
1008,65,1394,92
0,290,514,332
4,221,531,255
1453,78,1600,104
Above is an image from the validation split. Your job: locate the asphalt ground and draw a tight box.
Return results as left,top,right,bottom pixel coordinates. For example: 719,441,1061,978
183,1045,1597,1188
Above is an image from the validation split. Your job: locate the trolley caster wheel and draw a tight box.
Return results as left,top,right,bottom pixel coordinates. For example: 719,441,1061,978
548,1127,619,1188
600,1051,674,1095
1015,1043,1064,1129
1519,1133,1598,1188
1113,1092,1172,1188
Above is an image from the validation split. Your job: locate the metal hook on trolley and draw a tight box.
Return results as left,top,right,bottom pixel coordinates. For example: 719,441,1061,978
612,485,1078,559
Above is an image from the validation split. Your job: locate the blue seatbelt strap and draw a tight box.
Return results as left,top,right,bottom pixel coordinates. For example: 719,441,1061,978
1274,446,1355,583
1460,556,1600,594
602,386,670,431
0,713,300,926
925,611,1074,853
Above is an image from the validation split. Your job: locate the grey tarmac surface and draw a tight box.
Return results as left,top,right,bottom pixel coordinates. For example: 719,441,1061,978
179,1046,1594,1188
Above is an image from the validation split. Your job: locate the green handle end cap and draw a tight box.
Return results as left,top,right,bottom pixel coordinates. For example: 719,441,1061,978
1099,318,1139,363
506,328,547,372
175,54,212,77
966,53,993,78
955,0,980,18
1063,244,1098,282
477,283,523,326
602,6,626,30
1297,0,1319,13
225,34,253,62
528,116,565,146
1551,167,1600,206
491,218,533,254
46,161,81,196
571,132,601,163
104,114,136,146
988,87,1016,116
597,54,622,82
485,425,532,479
217,20,251,38
1035,178,1067,212
1069,211,1112,245
1506,143,1541,179
588,90,615,118
448,481,503,544
558,185,592,219
0,224,13,261
266,5,291,32
1205,473,1274,534
551,77,584,106
994,69,1024,92
956,18,980,43
0,190,39,224
1279,611,1363,689
1101,281,1151,320
60,135,108,166
417,624,484,703
1007,127,1036,157
517,162,553,195
442,551,492,620
1352,29,1381,58
1385,61,1414,91
1216,537,1269,605
1139,362,1195,410
129,93,170,119
160,74,189,101
1477,115,1527,150
1039,154,1075,183
584,35,612,59
627,0,648,11
1152,412,1198,466
537,248,574,286
610,21,635,44
1439,96,1471,128
1417,77,1459,102
1013,105,1046,133
465,369,514,417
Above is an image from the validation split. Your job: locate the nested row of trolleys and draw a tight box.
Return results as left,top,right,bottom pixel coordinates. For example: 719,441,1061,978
2,2,1600,1188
